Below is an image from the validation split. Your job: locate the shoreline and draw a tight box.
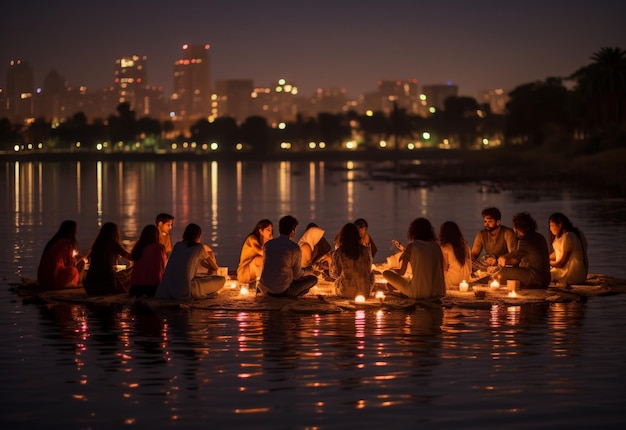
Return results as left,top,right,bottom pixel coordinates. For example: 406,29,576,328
2,147,625,196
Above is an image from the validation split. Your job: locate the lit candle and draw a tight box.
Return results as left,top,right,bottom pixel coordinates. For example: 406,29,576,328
229,280,238,289
240,285,249,295
459,280,469,292
354,295,366,303
508,291,518,298
375,290,385,302
490,279,500,289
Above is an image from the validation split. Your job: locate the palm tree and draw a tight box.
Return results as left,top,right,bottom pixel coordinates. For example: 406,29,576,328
569,47,626,133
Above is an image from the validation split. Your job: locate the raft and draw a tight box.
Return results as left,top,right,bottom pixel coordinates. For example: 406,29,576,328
6,273,626,314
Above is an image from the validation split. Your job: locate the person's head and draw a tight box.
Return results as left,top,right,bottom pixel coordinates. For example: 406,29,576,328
512,212,537,237
549,212,575,239
99,222,120,242
338,223,362,260
278,215,298,236
131,224,160,260
57,220,78,239
407,217,436,241
481,207,502,231
354,218,369,238
439,221,464,245
45,220,78,252
251,219,273,243
182,223,202,244
439,221,467,266
156,213,174,234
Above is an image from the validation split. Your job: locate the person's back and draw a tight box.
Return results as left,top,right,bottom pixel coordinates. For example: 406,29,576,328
330,223,374,298
259,234,301,294
155,223,225,299
407,240,446,299
37,237,79,289
551,231,587,284
258,215,317,297
130,242,167,296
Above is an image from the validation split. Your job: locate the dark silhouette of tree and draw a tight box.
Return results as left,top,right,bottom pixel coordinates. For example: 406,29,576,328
442,96,481,149
25,117,51,147
359,111,389,149
317,112,349,149
240,115,270,153
569,46,626,135
0,118,23,150
505,78,572,147
108,102,137,145
389,102,413,152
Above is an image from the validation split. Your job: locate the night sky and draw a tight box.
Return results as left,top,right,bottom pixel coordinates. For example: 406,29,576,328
3,0,625,99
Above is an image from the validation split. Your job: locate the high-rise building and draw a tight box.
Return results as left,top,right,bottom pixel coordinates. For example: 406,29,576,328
113,55,165,117
214,79,254,123
40,69,67,124
114,55,147,106
421,83,459,112
6,59,34,122
171,44,211,119
377,79,420,115
477,88,508,115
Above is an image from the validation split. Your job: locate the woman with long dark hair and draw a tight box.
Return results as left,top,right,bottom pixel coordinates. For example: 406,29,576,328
330,223,373,298
37,220,84,289
236,219,273,284
129,224,167,297
382,217,445,299
548,212,588,285
83,222,132,295
155,223,225,299
438,221,472,288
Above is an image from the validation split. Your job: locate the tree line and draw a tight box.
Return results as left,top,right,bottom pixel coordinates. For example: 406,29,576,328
1,47,624,155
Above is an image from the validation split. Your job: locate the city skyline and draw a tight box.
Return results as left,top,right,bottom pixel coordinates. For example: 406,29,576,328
3,1,625,99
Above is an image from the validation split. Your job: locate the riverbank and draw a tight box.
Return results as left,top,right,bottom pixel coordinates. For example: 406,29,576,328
2,146,625,196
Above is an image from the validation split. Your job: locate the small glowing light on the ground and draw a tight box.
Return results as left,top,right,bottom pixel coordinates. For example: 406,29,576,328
354,295,366,303
240,286,249,295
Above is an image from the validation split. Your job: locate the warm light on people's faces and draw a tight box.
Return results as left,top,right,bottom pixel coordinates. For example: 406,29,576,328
483,216,500,230
260,225,273,242
358,226,367,238
549,221,562,236
158,220,173,233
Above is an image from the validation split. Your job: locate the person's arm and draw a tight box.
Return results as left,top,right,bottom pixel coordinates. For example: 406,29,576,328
551,234,574,268
201,244,219,273
505,229,518,253
471,232,483,260
394,246,411,276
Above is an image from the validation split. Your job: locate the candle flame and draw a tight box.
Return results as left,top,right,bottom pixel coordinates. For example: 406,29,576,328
240,286,249,295
354,295,366,303
490,280,500,289
375,291,385,300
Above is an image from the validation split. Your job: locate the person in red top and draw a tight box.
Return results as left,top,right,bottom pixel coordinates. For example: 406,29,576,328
129,224,167,297
37,220,84,289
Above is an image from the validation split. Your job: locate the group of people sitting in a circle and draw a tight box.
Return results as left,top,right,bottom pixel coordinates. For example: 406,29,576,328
34,207,589,300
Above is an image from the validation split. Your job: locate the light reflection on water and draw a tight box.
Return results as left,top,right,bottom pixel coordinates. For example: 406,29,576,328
3,299,624,429
1,159,625,428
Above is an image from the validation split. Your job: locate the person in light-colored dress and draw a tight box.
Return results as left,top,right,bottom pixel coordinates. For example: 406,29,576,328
237,219,273,284
155,223,225,299
439,221,472,289
548,212,588,285
330,223,374,298
383,218,445,300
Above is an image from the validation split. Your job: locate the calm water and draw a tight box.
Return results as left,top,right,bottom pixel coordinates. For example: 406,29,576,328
1,159,625,429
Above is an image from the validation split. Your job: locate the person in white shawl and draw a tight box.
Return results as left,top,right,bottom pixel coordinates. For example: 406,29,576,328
298,223,332,269
155,223,225,299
